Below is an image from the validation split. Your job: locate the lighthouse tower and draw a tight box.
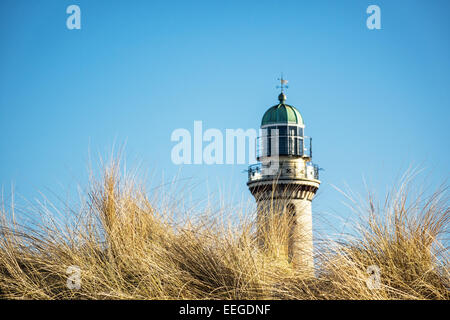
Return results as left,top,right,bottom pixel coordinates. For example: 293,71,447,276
247,78,320,273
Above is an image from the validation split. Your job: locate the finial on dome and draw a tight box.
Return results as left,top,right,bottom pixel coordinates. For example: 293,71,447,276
276,73,288,103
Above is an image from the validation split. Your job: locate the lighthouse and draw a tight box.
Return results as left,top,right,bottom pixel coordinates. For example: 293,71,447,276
247,77,320,273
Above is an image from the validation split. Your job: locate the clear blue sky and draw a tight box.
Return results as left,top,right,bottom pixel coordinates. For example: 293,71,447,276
1,0,449,235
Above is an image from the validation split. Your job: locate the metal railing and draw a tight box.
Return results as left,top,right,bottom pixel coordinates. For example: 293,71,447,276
247,161,319,182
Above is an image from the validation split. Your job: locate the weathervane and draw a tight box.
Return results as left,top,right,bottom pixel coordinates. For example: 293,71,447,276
277,73,289,93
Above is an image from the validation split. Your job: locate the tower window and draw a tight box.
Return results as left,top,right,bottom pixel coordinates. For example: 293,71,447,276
287,203,296,263
287,203,296,217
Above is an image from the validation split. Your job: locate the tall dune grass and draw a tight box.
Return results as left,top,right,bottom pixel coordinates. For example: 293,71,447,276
0,160,448,299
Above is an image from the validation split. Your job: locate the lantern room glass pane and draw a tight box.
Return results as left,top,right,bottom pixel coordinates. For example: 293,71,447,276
259,125,305,157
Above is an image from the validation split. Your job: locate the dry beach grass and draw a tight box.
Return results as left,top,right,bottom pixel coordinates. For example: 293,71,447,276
0,159,448,300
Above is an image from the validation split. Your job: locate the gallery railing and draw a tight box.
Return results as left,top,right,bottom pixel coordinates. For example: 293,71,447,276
247,161,319,182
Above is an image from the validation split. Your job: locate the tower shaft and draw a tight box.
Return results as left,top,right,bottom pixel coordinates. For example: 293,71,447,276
248,158,319,273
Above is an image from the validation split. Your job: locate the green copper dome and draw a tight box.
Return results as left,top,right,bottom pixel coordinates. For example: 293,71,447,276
261,93,303,126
